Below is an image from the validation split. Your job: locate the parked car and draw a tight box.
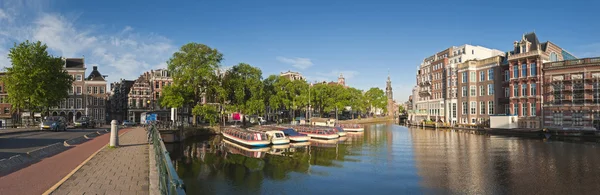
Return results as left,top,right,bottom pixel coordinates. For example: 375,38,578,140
122,120,136,126
40,116,68,131
74,116,95,128
258,117,267,125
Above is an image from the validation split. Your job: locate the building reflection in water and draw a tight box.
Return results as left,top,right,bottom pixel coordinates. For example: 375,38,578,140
409,127,600,194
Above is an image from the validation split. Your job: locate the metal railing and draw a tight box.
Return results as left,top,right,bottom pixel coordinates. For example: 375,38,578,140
148,125,186,195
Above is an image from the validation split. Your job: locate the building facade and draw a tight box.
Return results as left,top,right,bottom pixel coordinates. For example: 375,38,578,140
50,58,108,124
108,79,135,122
127,73,153,123
542,57,600,130
456,55,505,125
412,44,503,124
507,32,576,128
0,73,14,127
280,70,305,81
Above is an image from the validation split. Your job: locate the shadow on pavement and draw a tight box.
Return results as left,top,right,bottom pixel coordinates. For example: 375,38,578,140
0,151,25,160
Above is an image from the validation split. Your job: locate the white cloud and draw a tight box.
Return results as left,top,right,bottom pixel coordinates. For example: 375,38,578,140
276,56,314,69
0,9,8,20
0,10,176,83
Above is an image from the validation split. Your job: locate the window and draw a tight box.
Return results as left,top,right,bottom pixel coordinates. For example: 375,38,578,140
488,101,494,115
505,105,510,115
452,103,457,118
594,81,600,104
521,84,527,96
100,87,105,94
514,85,519,97
514,104,519,115
470,72,476,82
470,86,476,96
87,87,92,94
470,101,476,114
68,98,74,109
521,64,527,77
155,82,160,89
550,52,558,62
61,99,66,109
68,86,74,95
513,65,519,78
76,98,82,109
76,75,82,81
523,103,528,116
93,87,98,94
480,85,485,96
480,101,485,114
472,50,474,54
553,112,563,125
505,70,509,81
488,69,494,80
531,102,536,116
462,102,467,114
530,63,537,76
531,84,537,96
462,72,467,83
76,86,82,95
462,86,467,97
480,71,485,81
573,111,583,126
488,84,494,95
93,97,98,106
3,107,8,114
100,98,104,106
553,82,564,104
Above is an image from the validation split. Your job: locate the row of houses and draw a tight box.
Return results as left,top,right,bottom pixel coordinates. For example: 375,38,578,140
408,32,600,130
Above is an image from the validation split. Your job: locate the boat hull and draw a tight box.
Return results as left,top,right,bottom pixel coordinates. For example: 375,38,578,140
271,139,291,145
303,133,339,139
344,128,364,132
337,132,347,137
222,132,270,147
289,136,309,142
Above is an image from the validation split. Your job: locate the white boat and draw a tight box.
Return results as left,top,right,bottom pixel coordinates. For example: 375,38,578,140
248,128,291,145
295,128,339,139
222,128,271,147
332,127,347,136
337,124,364,132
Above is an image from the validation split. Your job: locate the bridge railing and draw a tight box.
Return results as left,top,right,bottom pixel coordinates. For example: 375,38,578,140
148,125,186,195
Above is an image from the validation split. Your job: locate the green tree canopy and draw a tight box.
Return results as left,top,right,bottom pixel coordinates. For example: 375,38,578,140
163,43,223,125
222,63,264,115
364,87,387,114
2,40,73,116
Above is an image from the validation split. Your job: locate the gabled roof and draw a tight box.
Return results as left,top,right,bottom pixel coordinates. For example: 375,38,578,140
65,58,84,68
86,66,105,81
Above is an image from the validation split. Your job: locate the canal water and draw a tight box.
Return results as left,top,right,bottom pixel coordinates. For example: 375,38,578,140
166,124,600,195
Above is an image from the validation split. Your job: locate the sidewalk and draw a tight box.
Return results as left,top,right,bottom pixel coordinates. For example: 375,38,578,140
0,128,131,194
51,127,149,195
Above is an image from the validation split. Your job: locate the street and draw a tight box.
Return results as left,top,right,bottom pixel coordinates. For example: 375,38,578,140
0,129,104,159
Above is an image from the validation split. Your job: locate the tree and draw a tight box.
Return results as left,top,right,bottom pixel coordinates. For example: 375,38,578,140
163,43,223,125
2,40,73,122
398,105,405,114
364,87,386,116
223,63,264,115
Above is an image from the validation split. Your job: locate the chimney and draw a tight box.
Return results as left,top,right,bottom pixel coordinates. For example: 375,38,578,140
93,66,98,71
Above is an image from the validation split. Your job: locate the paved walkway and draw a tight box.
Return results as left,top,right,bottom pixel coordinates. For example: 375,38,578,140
51,127,149,195
0,128,131,194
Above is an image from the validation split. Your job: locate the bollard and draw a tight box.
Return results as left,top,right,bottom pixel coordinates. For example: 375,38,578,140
110,120,119,147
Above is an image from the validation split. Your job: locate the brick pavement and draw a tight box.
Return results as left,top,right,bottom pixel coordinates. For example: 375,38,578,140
51,127,149,195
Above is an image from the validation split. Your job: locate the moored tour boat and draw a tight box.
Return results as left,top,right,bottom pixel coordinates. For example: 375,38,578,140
332,126,347,137
248,127,291,145
280,128,310,142
293,126,339,139
337,123,364,132
221,128,270,147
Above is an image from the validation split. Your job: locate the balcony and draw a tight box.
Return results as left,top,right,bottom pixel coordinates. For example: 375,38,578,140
419,80,431,87
419,90,431,97
545,57,600,70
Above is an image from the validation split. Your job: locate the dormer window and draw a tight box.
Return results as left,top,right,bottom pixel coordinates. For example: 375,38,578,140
522,45,526,53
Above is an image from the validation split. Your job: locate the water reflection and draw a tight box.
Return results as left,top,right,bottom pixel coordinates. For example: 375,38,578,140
168,124,600,195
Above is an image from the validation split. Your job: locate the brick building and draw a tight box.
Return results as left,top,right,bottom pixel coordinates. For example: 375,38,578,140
0,72,14,127
456,55,505,125
50,58,108,123
108,79,135,122
506,32,576,128
542,57,600,130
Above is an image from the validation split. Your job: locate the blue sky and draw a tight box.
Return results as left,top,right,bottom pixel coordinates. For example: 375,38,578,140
1,0,599,102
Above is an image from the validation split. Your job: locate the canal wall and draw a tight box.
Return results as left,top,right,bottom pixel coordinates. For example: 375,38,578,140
159,126,220,143
338,117,393,124
407,123,600,139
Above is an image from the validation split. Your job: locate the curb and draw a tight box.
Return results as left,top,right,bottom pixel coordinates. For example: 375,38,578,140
0,129,39,136
0,154,35,176
43,129,133,195
27,142,68,159
64,136,88,146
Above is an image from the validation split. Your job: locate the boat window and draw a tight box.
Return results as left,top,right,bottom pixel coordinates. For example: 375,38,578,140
275,133,284,138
